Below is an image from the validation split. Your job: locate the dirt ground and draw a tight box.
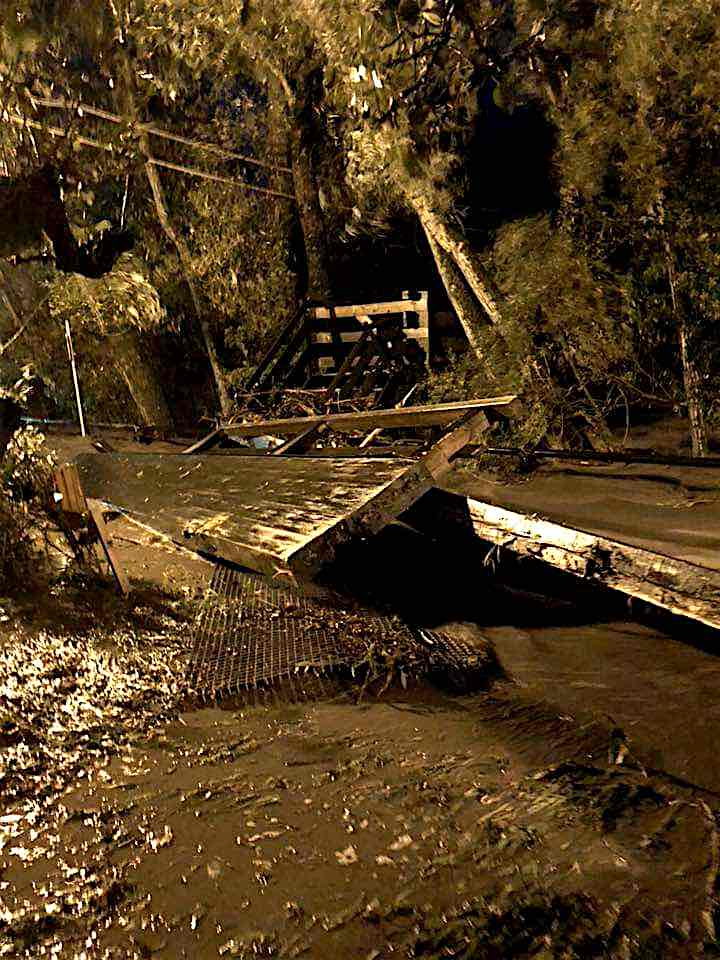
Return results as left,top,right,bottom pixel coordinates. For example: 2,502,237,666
2,426,720,958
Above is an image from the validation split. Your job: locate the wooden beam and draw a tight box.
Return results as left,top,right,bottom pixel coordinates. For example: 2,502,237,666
87,499,131,597
291,410,491,574
312,328,429,345
246,300,308,391
221,396,517,440
405,489,720,632
54,464,88,514
182,428,227,455
271,422,329,456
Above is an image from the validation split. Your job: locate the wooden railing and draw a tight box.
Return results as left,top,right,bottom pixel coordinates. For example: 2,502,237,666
246,291,430,393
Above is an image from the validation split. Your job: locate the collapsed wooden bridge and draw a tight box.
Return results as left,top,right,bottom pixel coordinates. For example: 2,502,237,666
75,405,494,580
71,394,720,635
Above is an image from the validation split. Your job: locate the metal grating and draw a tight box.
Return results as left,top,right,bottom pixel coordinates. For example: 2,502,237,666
188,564,495,700
188,565,346,698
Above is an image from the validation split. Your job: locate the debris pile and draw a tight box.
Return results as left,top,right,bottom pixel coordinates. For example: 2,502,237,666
244,293,430,415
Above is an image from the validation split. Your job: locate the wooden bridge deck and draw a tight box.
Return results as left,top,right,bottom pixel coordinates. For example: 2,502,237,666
405,458,720,631
75,452,425,578
73,410,488,579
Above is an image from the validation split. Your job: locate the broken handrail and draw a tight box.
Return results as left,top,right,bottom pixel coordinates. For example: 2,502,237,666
181,396,517,455
220,396,518,438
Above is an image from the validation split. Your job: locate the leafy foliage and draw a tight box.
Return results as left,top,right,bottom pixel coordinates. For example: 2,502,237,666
0,417,56,592
48,252,166,337
2,0,720,440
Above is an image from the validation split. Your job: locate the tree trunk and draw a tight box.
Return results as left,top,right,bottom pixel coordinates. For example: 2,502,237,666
110,331,174,433
118,57,232,419
289,123,332,302
665,245,708,457
406,189,502,326
421,221,494,372
285,65,333,303
679,318,707,457
143,160,232,418
261,56,332,302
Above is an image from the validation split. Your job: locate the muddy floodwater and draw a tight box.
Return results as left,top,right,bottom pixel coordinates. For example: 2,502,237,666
2,430,719,957
2,564,719,958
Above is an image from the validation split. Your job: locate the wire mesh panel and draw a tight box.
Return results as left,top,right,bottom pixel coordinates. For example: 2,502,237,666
188,564,496,700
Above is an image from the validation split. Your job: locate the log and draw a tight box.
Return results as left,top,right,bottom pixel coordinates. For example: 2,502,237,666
405,489,720,631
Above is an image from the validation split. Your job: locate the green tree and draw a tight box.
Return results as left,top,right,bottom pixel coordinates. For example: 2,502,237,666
48,252,174,430
506,0,720,452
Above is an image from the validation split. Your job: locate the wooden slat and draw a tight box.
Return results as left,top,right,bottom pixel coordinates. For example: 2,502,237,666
312,298,425,320
182,428,227,456
312,327,429,345
246,311,302,389
271,422,329,456
221,396,517,439
54,464,88,514
258,312,312,388
87,499,131,597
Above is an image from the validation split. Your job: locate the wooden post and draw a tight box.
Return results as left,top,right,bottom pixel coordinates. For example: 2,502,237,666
54,464,129,595
87,499,131,597
403,290,430,369
64,318,86,437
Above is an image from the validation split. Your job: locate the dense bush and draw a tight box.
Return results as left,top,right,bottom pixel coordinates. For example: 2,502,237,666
0,371,56,590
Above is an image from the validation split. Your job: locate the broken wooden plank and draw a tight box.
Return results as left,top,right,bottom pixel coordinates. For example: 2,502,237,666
311,297,426,320
405,488,720,631
74,451,419,579
288,411,490,571
221,396,517,440
87,498,131,597
54,463,88,514
53,464,130,595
